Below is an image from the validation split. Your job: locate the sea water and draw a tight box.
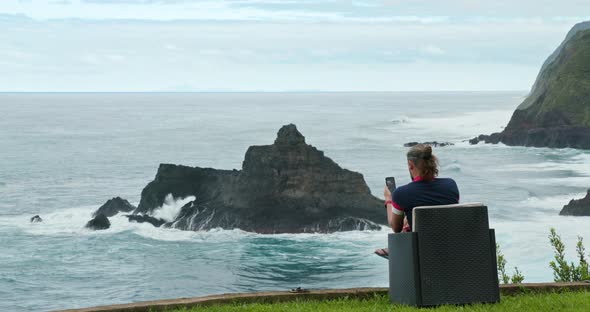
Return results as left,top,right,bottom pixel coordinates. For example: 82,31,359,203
0,92,589,311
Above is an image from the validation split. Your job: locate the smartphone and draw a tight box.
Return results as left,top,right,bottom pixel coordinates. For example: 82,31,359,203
385,177,396,194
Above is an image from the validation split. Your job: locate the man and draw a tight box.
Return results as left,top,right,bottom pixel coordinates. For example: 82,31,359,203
375,144,459,259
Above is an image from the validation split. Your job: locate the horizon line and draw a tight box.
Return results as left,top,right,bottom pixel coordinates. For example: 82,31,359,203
0,90,528,94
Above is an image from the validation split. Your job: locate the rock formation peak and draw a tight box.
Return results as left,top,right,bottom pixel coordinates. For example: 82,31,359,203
274,124,306,146
134,124,385,233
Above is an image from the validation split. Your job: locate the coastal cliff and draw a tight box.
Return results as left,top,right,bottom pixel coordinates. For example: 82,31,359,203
560,190,590,216
133,124,385,233
471,22,590,149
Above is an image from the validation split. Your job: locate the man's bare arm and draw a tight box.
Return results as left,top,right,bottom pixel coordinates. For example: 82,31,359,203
384,186,404,232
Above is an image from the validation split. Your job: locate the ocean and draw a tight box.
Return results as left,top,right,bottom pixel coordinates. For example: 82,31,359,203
1,92,589,311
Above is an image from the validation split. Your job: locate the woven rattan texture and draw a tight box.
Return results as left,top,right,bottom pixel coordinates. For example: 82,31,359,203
414,205,498,305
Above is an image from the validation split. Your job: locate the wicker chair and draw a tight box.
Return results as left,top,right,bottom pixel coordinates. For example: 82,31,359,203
388,203,500,306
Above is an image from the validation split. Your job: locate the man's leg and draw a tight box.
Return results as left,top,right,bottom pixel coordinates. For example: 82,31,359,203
375,217,410,258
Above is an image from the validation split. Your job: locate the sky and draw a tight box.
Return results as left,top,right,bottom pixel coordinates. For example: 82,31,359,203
1,0,590,92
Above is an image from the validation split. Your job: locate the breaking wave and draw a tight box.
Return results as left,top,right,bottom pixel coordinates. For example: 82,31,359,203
390,115,410,124
151,194,196,222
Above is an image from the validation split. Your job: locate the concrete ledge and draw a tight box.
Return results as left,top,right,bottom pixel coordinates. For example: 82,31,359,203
500,282,590,295
56,283,590,312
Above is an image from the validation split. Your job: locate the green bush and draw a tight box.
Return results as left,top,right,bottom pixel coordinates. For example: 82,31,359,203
548,228,590,282
511,267,525,284
496,243,524,284
574,236,590,281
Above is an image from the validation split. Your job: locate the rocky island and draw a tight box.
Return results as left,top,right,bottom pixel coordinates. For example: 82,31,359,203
93,197,136,217
559,190,590,216
471,22,590,149
99,124,386,234
404,141,454,147
85,214,111,230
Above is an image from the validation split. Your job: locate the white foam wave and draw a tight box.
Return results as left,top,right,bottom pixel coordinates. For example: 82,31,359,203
390,115,410,124
452,140,517,149
7,200,590,283
150,194,195,222
0,202,393,244
571,153,590,163
493,150,590,175
5,193,589,284
517,176,590,188
442,161,461,172
125,222,392,244
0,204,229,242
397,110,513,139
0,205,133,236
499,162,590,172
518,192,587,213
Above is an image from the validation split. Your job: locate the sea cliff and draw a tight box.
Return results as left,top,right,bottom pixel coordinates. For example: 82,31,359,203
471,22,590,149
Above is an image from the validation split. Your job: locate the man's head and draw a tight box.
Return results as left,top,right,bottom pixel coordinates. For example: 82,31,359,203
406,144,439,181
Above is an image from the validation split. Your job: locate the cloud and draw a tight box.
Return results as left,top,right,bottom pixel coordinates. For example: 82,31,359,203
1,0,587,23
380,0,590,18
0,15,578,91
49,0,71,4
420,45,445,56
0,1,588,91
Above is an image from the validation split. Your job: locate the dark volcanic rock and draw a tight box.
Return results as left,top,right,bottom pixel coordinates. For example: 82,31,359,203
470,133,502,145
134,124,386,233
125,214,166,227
85,214,110,230
404,141,454,147
560,190,590,216
30,215,42,223
470,125,590,148
471,23,590,149
93,197,136,217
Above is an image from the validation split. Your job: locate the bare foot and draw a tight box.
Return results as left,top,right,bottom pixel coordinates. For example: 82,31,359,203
374,248,388,259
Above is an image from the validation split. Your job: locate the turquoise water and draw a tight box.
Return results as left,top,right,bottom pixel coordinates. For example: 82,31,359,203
0,92,589,311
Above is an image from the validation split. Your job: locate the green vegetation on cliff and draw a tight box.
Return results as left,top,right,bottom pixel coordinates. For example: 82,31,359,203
510,28,590,129
472,22,590,149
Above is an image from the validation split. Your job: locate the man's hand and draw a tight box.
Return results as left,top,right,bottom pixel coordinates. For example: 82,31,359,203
383,185,392,201
403,217,410,232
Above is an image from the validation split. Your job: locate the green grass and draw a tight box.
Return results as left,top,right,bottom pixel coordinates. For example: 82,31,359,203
167,291,590,312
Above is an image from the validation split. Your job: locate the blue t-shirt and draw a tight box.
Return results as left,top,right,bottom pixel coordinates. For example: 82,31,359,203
392,177,459,231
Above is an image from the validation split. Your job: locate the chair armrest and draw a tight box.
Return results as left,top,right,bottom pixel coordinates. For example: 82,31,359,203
388,232,421,305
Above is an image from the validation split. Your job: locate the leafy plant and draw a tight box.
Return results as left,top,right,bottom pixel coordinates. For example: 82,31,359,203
548,228,572,282
496,243,510,284
496,243,525,284
574,236,589,281
548,228,590,282
511,267,525,284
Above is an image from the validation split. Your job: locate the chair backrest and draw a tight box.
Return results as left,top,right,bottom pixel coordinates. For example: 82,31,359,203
411,203,499,306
